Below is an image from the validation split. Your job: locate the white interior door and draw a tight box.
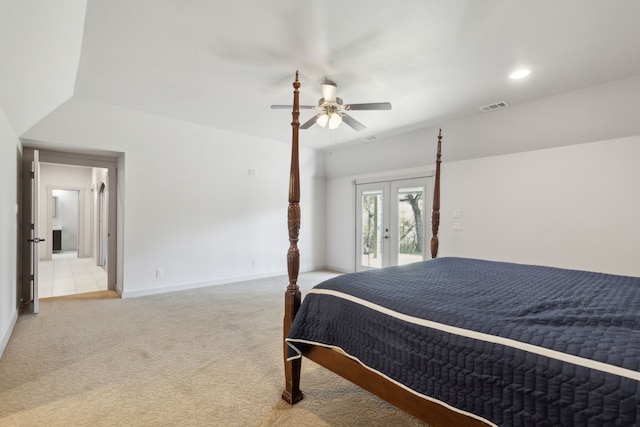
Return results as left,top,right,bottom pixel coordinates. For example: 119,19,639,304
29,150,42,313
356,177,431,271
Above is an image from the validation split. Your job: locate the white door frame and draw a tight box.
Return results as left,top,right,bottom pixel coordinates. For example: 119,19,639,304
31,150,41,313
21,147,120,293
98,182,107,267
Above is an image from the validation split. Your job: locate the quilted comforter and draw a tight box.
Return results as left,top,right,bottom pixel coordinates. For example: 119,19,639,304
286,257,640,426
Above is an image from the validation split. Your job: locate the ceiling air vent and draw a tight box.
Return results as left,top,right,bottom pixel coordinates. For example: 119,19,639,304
479,101,509,113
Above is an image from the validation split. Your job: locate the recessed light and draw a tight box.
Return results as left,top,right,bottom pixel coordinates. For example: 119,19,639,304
509,69,531,80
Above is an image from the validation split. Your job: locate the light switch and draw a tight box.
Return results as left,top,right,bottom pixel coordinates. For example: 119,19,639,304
452,222,462,231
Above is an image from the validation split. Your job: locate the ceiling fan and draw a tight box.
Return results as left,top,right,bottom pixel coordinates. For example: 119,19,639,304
271,80,391,131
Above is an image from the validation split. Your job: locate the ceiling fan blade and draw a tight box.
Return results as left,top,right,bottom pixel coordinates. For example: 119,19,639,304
344,102,392,111
341,113,366,131
300,114,322,129
271,105,315,109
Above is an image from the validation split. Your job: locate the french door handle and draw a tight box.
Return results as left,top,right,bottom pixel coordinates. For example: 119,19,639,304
28,237,46,243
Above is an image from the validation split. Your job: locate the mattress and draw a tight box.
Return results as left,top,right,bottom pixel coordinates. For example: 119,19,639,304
286,257,640,426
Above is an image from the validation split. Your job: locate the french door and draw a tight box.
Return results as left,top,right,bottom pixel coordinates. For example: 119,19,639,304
355,177,431,271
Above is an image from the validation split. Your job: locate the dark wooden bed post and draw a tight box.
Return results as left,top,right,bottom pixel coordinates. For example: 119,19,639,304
430,129,442,258
282,71,304,404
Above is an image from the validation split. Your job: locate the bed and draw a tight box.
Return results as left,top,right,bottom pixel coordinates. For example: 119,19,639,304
280,73,640,426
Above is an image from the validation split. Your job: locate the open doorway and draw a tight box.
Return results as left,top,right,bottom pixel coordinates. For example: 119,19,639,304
52,189,79,255
39,178,109,298
20,147,120,309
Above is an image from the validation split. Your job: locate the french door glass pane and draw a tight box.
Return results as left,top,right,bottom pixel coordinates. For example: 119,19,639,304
397,186,424,266
361,190,384,268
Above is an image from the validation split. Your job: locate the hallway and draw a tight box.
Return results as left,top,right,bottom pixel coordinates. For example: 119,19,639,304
38,251,108,298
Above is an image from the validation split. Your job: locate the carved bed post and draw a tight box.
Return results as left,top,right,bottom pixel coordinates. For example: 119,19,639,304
430,129,442,258
282,71,304,404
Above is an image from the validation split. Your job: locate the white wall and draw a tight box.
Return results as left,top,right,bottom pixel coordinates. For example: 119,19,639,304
326,137,640,277
0,0,86,135
0,0,86,358
24,98,326,297
0,104,19,358
324,77,640,277
435,136,640,276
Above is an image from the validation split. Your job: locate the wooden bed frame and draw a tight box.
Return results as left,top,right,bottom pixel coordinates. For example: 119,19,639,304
281,72,485,426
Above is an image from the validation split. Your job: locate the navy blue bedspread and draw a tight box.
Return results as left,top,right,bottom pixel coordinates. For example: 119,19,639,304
286,257,640,426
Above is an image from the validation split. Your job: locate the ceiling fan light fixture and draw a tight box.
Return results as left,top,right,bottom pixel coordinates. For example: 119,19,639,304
328,112,342,129
316,113,330,128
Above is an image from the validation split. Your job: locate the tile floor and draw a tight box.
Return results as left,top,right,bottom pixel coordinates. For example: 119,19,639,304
38,251,108,298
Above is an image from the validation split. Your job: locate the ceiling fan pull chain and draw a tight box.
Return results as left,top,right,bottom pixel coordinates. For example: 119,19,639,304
328,129,338,155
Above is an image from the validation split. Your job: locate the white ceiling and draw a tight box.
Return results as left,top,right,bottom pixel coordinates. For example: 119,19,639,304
7,0,640,150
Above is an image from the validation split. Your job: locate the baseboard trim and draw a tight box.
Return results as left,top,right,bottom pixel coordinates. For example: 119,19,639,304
120,270,289,299
0,308,19,360
323,265,353,274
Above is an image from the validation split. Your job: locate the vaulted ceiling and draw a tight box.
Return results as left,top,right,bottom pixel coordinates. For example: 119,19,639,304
2,0,640,150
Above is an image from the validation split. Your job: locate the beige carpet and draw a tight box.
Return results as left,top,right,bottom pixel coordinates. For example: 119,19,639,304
0,271,428,426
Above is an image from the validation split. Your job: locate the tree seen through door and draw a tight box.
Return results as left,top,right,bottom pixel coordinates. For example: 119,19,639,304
397,187,423,265
362,191,383,267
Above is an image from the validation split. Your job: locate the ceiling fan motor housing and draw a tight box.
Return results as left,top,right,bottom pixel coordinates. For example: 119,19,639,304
321,81,338,102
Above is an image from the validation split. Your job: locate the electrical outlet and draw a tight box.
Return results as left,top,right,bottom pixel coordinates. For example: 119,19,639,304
452,222,462,231
453,209,463,218
156,268,164,278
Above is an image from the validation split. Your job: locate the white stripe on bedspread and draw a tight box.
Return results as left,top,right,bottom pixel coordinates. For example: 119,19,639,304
308,288,640,382
285,337,498,427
